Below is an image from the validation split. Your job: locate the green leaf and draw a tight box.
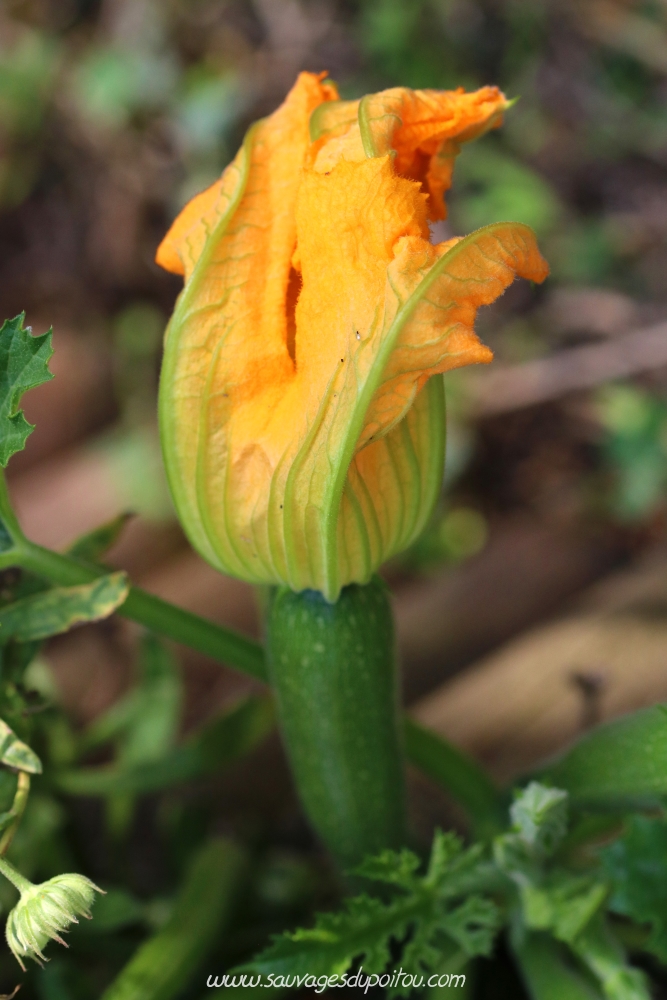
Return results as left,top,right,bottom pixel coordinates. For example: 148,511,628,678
0,571,129,643
78,686,146,755
78,634,181,761
241,830,501,994
66,512,132,563
116,634,182,768
100,838,246,1000
427,829,469,885
600,814,667,963
0,568,49,609
0,717,41,773
354,848,421,890
436,895,500,958
0,313,53,467
541,706,667,806
75,635,183,836
403,718,504,839
243,893,413,981
56,695,274,796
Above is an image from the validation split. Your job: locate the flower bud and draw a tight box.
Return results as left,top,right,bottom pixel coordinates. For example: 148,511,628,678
5,872,102,969
157,73,548,600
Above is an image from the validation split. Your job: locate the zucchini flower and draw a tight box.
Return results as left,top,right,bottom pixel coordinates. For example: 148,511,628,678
157,73,548,600
0,862,102,969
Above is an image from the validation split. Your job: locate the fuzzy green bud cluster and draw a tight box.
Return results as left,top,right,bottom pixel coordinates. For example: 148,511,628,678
5,872,103,969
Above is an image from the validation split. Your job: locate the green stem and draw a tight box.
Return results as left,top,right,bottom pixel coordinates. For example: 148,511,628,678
22,542,265,677
0,470,24,544
101,838,247,1000
511,931,604,1000
266,576,406,868
1,544,266,680
0,468,265,678
0,772,31,856
404,718,505,839
0,854,32,895
569,916,650,1000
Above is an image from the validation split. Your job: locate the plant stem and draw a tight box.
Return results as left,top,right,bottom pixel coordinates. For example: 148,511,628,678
100,838,247,1000
0,772,31,856
0,470,24,544
0,854,32,895
266,577,406,868
23,542,266,677
511,931,605,1000
0,468,266,678
3,543,266,680
404,718,505,839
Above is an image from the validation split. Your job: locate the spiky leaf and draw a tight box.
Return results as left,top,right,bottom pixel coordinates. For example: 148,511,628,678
0,314,53,467
600,814,667,963
240,831,501,996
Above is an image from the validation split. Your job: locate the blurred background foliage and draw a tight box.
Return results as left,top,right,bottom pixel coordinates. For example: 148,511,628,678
2,0,667,997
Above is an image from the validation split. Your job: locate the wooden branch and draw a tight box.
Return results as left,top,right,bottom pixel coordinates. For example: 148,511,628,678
411,548,667,783
468,321,667,417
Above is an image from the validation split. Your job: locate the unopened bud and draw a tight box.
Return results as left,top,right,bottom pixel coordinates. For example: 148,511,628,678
5,872,103,969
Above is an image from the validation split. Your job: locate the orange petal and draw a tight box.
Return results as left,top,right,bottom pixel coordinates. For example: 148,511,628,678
155,72,338,278
155,176,226,277
310,85,508,219
158,71,339,570
360,220,549,447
